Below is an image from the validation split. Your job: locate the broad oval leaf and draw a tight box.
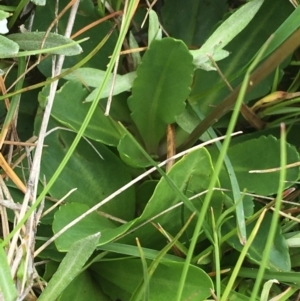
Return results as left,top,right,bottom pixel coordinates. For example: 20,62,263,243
211,135,300,196
42,81,124,146
53,203,116,251
7,32,82,56
53,203,135,250
91,259,213,301
127,37,194,155
41,128,135,220
0,35,19,57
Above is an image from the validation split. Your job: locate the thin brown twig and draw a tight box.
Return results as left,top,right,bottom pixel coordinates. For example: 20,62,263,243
71,10,123,39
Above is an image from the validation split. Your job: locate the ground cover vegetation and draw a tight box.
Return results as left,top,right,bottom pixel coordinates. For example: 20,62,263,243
1,0,300,300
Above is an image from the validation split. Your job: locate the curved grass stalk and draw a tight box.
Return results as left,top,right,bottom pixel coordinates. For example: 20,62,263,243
220,209,267,301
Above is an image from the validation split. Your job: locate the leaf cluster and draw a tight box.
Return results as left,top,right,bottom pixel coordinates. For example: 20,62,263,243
0,1,300,301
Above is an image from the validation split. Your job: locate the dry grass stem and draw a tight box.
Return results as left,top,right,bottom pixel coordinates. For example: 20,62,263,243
41,188,77,218
249,160,300,173
2,1,81,297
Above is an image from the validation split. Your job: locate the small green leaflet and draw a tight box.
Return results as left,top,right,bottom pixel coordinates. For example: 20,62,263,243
190,0,264,70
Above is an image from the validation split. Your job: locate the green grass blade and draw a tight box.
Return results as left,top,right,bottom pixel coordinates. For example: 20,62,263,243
7,0,27,29
96,243,183,262
238,267,300,286
136,238,149,301
175,32,273,301
220,209,267,301
0,245,17,301
191,108,247,244
249,123,287,301
130,213,195,301
210,208,221,300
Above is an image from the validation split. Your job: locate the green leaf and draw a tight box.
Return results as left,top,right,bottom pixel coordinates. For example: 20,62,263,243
148,10,161,44
128,37,194,155
57,271,110,301
96,242,183,262
38,233,100,301
61,68,136,101
286,232,300,248
53,203,116,251
0,246,17,301
7,32,82,56
53,202,138,250
0,34,19,57
127,148,224,247
62,68,136,89
118,134,152,168
189,0,294,115
91,259,213,301
136,180,158,212
212,135,300,196
40,128,135,219
161,0,227,46
42,81,124,146
190,0,264,69
224,211,290,271
31,0,117,77
58,147,223,250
